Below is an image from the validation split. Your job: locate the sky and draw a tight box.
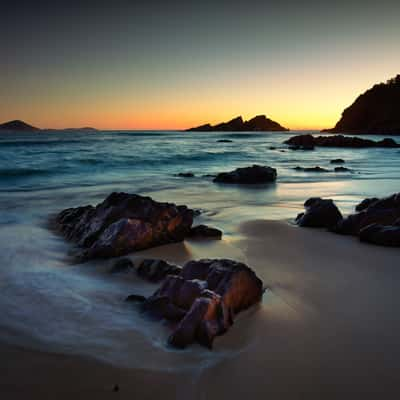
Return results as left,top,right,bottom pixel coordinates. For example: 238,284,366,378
1,0,399,130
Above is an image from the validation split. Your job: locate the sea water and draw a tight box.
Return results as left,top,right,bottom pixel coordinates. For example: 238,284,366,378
0,130,399,370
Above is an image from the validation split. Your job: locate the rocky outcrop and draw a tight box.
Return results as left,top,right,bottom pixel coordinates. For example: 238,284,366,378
54,192,194,260
323,75,400,134
330,159,345,164
188,225,223,239
334,193,400,236
285,134,399,148
213,165,277,184
296,198,343,229
0,120,40,132
296,193,400,247
186,115,289,132
294,166,329,173
141,259,263,348
136,259,181,282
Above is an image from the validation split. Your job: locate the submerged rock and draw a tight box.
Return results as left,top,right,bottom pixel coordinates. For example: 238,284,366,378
294,166,330,173
213,165,277,184
141,259,263,348
177,172,195,178
110,258,134,274
330,158,345,164
334,166,351,172
217,139,233,143
136,259,181,282
296,197,343,229
188,225,223,240
55,192,194,260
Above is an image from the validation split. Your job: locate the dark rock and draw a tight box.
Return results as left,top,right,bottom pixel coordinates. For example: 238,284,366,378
330,159,345,164
213,165,277,184
55,192,194,260
323,75,400,134
334,193,400,235
294,166,329,172
217,139,233,143
186,115,289,132
296,197,343,229
144,259,263,348
110,258,134,274
284,134,399,148
334,166,351,172
355,197,379,212
202,174,217,178
177,172,195,178
269,146,277,150
136,259,181,282
359,223,400,246
188,225,222,240
125,294,147,303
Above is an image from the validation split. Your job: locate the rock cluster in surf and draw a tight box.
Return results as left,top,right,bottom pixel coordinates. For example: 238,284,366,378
284,134,399,148
296,193,400,247
136,258,264,348
213,164,277,184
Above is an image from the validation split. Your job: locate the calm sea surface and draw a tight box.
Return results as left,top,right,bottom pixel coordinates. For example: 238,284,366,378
0,130,399,369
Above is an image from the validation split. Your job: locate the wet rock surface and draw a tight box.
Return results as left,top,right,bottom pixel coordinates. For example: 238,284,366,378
187,225,223,239
54,192,194,260
136,259,181,282
213,165,277,184
140,259,264,348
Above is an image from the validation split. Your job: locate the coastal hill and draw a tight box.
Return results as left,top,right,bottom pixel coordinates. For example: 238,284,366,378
0,120,97,133
324,74,400,134
0,120,40,132
186,115,289,132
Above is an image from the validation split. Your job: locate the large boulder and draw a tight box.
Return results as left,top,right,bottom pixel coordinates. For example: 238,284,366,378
142,259,263,348
296,198,343,229
334,193,400,235
136,259,181,282
55,192,194,260
187,225,223,240
213,165,277,184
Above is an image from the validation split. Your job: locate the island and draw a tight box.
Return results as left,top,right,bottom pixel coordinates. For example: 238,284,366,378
0,120,40,132
323,74,400,134
186,115,289,132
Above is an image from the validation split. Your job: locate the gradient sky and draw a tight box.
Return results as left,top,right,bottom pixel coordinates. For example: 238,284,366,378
1,0,399,130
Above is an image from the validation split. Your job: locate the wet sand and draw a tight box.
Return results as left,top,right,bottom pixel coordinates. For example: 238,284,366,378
2,220,400,399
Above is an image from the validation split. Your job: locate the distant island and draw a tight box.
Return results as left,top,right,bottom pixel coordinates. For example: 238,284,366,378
323,74,400,134
186,115,289,132
0,120,40,132
0,119,97,133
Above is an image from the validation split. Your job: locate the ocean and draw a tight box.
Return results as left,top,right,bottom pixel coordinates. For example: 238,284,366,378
0,129,399,371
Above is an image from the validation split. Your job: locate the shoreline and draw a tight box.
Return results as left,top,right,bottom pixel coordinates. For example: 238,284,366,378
2,219,400,398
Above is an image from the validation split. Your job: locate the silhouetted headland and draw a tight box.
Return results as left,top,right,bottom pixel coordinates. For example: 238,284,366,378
0,120,40,132
186,115,289,132
323,74,400,134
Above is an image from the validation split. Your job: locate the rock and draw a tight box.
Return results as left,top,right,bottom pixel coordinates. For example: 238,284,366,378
334,166,351,172
186,115,289,132
125,294,147,303
296,197,343,229
217,139,233,143
188,225,222,240
213,165,277,184
355,197,379,212
0,119,40,132
293,166,329,172
136,259,181,282
323,75,400,134
334,193,400,235
177,172,195,178
269,146,277,150
359,223,400,246
284,134,399,148
110,258,134,274
55,192,194,260
330,159,345,164
143,259,263,348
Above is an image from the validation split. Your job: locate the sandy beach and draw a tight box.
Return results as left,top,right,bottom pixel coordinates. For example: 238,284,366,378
2,220,400,399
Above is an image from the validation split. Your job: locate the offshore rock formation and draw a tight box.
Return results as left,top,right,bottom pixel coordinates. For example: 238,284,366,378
186,115,289,132
213,165,277,184
54,192,194,260
284,134,399,148
296,198,343,229
0,120,40,132
323,75,400,134
141,259,264,348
